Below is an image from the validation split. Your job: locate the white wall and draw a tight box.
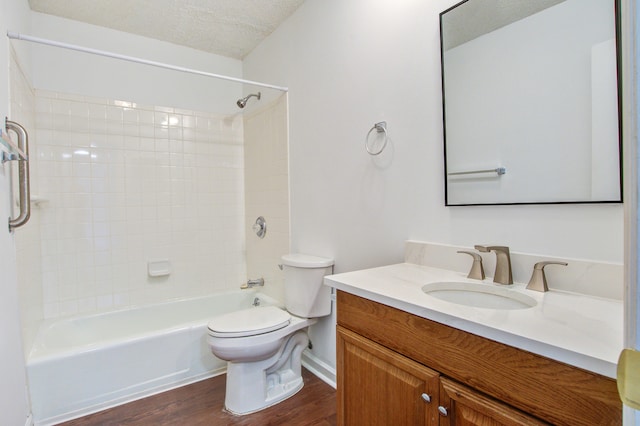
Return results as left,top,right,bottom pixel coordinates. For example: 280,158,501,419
29,12,245,114
243,0,624,367
0,1,33,425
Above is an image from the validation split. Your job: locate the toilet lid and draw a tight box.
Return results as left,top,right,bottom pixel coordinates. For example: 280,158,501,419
207,306,291,338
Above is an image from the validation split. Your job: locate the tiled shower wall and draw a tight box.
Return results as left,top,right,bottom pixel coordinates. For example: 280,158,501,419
10,50,43,355
33,91,247,319
244,95,290,303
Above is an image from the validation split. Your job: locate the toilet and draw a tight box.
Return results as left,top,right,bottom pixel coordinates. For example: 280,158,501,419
206,253,334,415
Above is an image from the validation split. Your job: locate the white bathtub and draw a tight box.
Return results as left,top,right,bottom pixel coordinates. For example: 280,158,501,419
27,290,279,426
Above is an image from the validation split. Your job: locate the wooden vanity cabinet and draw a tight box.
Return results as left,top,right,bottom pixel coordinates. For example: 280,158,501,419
338,326,545,425
336,291,622,426
337,327,440,425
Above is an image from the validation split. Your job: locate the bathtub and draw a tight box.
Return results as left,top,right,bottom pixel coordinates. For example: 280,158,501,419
27,290,279,426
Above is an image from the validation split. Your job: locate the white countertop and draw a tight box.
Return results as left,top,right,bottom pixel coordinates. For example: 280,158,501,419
324,262,623,378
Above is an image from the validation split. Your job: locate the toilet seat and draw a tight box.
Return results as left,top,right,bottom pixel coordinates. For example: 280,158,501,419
207,306,291,338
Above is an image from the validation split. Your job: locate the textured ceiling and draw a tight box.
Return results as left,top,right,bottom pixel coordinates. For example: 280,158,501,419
28,0,305,59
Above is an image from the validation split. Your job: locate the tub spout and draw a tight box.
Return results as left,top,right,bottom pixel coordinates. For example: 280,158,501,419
241,277,264,289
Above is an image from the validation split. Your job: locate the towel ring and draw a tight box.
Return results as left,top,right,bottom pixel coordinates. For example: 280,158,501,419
365,121,388,155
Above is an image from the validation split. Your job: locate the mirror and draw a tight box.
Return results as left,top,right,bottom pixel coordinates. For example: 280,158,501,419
440,0,622,206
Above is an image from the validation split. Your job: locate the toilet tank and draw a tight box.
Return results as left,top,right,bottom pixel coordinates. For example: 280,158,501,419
281,254,334,318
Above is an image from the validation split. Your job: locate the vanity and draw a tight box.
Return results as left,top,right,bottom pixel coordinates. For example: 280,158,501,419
325,243,623,425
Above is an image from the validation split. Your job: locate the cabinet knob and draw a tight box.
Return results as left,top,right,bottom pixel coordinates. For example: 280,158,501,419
421,393,431,403
438,406,448,416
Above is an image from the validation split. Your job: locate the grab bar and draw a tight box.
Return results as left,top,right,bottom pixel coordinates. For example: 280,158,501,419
448,167,506,176
5,119,30,231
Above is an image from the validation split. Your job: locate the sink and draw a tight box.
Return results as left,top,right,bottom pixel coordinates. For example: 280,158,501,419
421,282,537,310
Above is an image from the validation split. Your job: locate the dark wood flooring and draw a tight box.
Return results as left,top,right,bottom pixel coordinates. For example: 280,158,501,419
59,368,336,426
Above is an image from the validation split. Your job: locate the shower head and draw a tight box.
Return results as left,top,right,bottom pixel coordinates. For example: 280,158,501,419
237,92,261,108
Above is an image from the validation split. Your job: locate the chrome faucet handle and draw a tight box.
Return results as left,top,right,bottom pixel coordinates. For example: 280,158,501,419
526,261,568,292
473,245,513,285
457,251,485,280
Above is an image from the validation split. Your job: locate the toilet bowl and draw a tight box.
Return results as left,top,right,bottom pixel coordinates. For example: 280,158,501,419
206,253,334,415
207,307,317,414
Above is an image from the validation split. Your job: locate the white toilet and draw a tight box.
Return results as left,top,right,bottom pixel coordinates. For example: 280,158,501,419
206,253,334,415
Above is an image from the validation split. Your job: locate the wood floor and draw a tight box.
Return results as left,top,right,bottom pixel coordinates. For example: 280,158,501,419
59,369,336,426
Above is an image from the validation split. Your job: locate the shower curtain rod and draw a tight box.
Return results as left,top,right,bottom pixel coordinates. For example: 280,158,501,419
7,31,289,92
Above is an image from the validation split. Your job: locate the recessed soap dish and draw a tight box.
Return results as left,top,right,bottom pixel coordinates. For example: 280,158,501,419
148,260,171,277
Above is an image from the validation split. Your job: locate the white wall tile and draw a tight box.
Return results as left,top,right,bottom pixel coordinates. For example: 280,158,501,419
28,91,248,318
244,95,289,303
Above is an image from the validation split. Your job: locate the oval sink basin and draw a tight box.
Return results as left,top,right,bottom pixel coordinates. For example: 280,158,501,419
421,282,537,310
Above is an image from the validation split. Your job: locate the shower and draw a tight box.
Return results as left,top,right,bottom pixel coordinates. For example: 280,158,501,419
237,92,261,108
8,32,291,391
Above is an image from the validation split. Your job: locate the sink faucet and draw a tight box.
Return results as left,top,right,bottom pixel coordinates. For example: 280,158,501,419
474,245,513,285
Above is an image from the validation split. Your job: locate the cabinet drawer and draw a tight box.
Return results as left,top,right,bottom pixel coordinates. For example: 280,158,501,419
439,377,549,425
337,291,621,426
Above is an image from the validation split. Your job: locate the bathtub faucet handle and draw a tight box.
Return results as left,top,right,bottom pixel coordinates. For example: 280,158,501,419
241,277,265,289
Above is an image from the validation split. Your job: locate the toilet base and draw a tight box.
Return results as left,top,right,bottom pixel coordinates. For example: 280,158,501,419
224,330,309,415
225,373,304,416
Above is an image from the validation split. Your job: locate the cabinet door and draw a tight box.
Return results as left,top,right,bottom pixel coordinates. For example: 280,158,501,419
438,377,549,426
337,326,440,426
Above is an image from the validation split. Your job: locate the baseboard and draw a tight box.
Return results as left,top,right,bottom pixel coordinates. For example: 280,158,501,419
302,350,336,389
